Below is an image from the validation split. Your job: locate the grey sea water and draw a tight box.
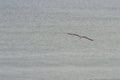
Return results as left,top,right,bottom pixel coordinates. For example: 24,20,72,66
0,0,120,80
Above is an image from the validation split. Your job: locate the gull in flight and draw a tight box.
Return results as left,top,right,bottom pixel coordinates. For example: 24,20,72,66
67,33,94,41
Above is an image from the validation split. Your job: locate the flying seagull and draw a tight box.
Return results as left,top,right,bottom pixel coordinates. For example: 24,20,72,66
67,33,94,41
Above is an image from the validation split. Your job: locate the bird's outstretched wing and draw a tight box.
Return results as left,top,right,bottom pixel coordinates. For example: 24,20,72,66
81,36,94,41
67,33,82,38
67,33,94,41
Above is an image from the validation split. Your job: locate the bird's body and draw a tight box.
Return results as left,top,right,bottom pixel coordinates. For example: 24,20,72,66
67,33,94,41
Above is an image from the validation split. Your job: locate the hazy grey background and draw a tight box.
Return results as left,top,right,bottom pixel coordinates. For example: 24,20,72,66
0,0,120,80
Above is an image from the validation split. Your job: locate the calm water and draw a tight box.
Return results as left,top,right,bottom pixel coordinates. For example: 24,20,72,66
0,0,120,80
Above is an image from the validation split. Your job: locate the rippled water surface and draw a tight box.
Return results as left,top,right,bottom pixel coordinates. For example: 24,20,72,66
0,0,120,80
